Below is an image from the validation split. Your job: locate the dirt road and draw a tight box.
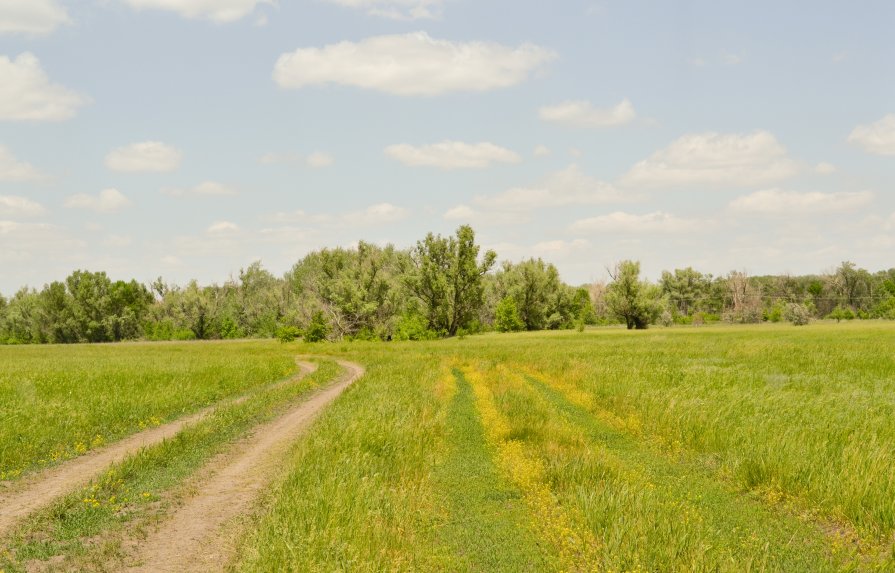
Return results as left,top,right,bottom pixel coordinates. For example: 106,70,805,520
0,361,318,538
124,359,364,572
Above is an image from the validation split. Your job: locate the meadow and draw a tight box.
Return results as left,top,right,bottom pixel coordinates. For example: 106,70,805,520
2,323,894,571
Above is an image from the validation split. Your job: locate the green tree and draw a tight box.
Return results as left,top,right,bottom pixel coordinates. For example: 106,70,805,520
606,260,661,330
660,267,711,316
402,225,496,337
494,296,524,332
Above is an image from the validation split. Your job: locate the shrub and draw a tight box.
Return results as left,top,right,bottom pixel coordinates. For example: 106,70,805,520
659,310,673,327
303,311,329,343
784,303,811,326
276,326,300,343
394,312,440,341
495,297,524,333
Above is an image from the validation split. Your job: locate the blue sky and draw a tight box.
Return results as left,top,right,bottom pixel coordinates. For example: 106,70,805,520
1,0,893,293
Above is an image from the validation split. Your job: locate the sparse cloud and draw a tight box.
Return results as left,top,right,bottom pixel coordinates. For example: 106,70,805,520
105,141,182,173
385,141,521,169
207,220,240,234
273,32,555,96
533,145,551,157
847,114,895,156
0,53,90,121
271,203,409,227
260,151,334,168
121,0,273,23
443,204,530,226
65,188,132,213
0,220,86,265
539,99,636,128
815,162,837,175
474,164,630,211
161,181,237,197
0,0,70,35
570,211,699,234
729,189,874,215
322,0,446,20
621,131,799,188
0,195,45,217
0,146,45,181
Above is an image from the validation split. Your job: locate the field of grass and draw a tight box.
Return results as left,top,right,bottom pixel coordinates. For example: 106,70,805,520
3,323,895,571
0,341,297,480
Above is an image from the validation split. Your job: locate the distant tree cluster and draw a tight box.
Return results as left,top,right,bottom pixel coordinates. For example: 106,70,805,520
2,226,894,344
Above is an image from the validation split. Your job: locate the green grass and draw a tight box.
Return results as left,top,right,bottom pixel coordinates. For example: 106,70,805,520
0,341,297,480
0,360,340,573
5,323,895,571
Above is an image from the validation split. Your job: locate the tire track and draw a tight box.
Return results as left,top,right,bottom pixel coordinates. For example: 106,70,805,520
0,360,318,538
124,359,364,572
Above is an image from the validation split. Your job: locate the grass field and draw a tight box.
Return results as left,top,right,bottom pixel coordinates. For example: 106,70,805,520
2,323,895,571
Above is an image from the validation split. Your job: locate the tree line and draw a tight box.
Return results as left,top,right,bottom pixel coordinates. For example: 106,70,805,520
2,225,894,344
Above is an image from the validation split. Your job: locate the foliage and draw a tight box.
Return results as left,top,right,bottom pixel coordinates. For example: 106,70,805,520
605,260,662,329
494,297,524,332
784,303,812,326
303,311,329,343
275,326,301,343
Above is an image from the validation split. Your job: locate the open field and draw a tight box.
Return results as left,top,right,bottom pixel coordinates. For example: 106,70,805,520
2,323,895,571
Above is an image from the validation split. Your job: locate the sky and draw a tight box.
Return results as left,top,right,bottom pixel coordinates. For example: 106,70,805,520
0,0,893,293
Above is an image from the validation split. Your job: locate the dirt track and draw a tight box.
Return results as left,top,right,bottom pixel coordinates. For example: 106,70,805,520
124,359,364,572
0,360,318,538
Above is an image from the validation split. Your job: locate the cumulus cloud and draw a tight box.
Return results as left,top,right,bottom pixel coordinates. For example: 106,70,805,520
105,141,182,173
323,0,445,20
385,141,521,169
570,211,698,234
161,181,237,197
121,0,273,23
0,0,69,35
729,189,874,215
815,162,837,175
621,130,799,188
0,146,44,181
272,203,409,227
0,220,86,265
260,151,334,168
443,204,530,226
65,188,132,213
0,53,90,121
474,164,630,211
847,114,895,156
273,32,555,96
0,195,45,217
539,99,636,128
533,145,551,157
207,220,240,233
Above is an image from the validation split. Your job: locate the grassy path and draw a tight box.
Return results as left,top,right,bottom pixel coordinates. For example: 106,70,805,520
430,369,549,571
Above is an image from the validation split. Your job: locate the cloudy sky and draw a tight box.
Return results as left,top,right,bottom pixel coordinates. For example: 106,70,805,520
1,0,893,293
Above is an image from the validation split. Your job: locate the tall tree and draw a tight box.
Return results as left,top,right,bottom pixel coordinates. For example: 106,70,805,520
606,260,661,329
402,225,496,336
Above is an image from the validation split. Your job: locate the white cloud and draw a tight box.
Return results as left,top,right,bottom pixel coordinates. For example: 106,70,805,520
273,32,555,96
260,151,334,168
0,146,44,181
323,0,445,20
474,164,630,211
0,53,89,121
722,53,743,65
105,141,182,173
729,189,874,215
443,204,530,226
0,0,69,35
271,203,409,227
621,130,799,188
306,152,334,168
570,211,698,234
539,99,636,128
815,162,837,175
161,181,237,197
121,0,273,23
385,141,521,169
65,188,132,213
207,220,240,233
0,220,85,265
532,239,592,257
847,114,895,156
533,145,551,157
0,195,45,217
103,234,133,248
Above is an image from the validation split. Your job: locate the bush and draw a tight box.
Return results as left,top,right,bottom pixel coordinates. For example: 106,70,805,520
394,312,440,341
659,310,673,327
276,326,300,343
784,303,811,326
303,311,329,343
495,297,524,333
827,306,855,322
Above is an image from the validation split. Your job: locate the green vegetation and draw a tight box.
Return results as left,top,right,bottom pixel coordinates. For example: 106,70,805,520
3,324,895,571
0,342,296,480
3,224,894,345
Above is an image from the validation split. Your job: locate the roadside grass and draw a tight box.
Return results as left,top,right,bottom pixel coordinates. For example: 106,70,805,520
0,360,339,573
0,342,297,481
